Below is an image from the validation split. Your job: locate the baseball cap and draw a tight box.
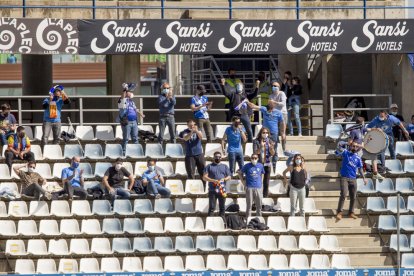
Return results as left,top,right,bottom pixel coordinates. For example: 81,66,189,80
390,103,398,109
196,85,207,93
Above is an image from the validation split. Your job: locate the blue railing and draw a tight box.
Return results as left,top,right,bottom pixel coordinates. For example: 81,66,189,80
2,0,414,20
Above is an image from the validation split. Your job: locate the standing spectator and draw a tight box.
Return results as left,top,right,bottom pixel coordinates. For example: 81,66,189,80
7,54,17,64
407,115,414,140
203,152,232,217
179,119,206,179
283,153,308,217
41,85,71,148
190,85,213,142
253,127,275,197
142,159,171,198
238,153,265,218
285,151,312,197
281,71,292,99
118,83,145,155
287,76,303,136
224,68,242,122
367,110,409,173
269,81,287,149
5,126,34,169
253,71,271,123
389,103,406,141
248,100,285,173
158,82,176,143
335,142,368,220
60,156,87,200
13,161,52,200
220,78,259,142
0,103,17,147
102,158,134,203
222,116,247,174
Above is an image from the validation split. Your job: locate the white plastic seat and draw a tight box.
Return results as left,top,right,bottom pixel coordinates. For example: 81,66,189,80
38,220,59,236
6,240,26,255
52,163,70,179
22,125,34,140
134,199,154,214
319,235,342,252
311,254,331,269
101,257,121,273
154,237,174,253
164,256,185,272
267,216,288,233
396,178,414,194
396,141,414,156
175,198,194,213
376,178,397,194
125,144,145,158
156,125,171,142
58,259,78,273
145,143,165,158
331,254,352,269
175,236,196,253
401,215,414,231
299,235,320,251
308,216,330,232
15,259,35,274
79,258,100,273
43,144,64,159
124,218,144,234
92,199,114,215
205,216,227,232
155,161,174,177
60,219,81,235
290,254,310,269
269,254,289,269
134,161,149,176
269,179,287,195
237,235,258,252
34,163,53,179
165,143,185,158
84,144,104,159
248,254,268,270
405,159,414,173
71,200,92,216
113,238,133,253
325,124,342,139
195,198,210,213
185,179,206,195
0,220,17,236
196,235,216,251
174,161,187,176
48,239,69,255
17,220,39,236
91,238,113,254
105,144,123,158
279,235,299,251
277,198,291,213
227,255,248,270
8,201,29,217
31,145,44,160
143,256,164,272
287,216,308,232
386,159,406,174
185,216,205,232
29,201,50,217
113,199,133,215
226,180,244,194
35,126,52,141
144,217,164,233
133,237,154,252
76,125,94,140
205,143,223,157
244,142,253,157
70,239,91,255
206,255,227,270
164,217,185,233
185,255,206,271
27,239,48,255
356,178,375,194
367,197,387,212
165,179,185,195
37,259,57,274
50,201,71,217
64,144,83,159
123,257,143,272
258,235,278,252
81,219,103,235
304,198,318,213
0,164,12,179
387,196,408,213
154,198,175,214
402,253,414,268
103,218,123,234
96,125,115,141
215,125,228,140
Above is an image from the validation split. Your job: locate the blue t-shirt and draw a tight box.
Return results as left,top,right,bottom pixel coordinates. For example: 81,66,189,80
61,167,82,188
349,127,367,144
339,149,363,179
191,96,209,119
0,113,16,128
225,126,243,153
179,129,203,157
367,115,401,136
241,162,265,189
123,99,138,121
204,163,231,191
142,169,161,185
259,106,284,135
43,97,65,123
407,123,414,134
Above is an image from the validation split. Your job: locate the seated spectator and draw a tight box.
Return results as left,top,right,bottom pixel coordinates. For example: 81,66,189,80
5,126,35,169
0,103,17,147
142,159,171,198
102,158,134,202
13,161,52,200
58,156,87,200
408,115,414,140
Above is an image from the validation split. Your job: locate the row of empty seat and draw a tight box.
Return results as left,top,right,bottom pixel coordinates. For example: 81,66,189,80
14,254,352,274
378,215,414,232
0,216,329,236
389,234,414,252
6,235,341,256
367,196,414,213
357,178,414,195
0,198,318,217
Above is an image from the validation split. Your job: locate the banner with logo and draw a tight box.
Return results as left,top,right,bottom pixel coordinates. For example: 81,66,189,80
78,19,414,54
0,18,78,54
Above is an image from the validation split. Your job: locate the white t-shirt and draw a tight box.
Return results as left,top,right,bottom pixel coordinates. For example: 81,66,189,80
270,91,287,114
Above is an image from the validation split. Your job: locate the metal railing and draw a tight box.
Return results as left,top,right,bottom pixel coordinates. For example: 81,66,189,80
2,0,412,20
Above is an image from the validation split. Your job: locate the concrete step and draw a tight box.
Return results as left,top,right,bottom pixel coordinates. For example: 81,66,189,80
337,236,382,247
285,144,326,154
349,253,394,267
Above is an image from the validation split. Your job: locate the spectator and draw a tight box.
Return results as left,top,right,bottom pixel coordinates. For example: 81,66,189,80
253,71,271,122
203,151,231,217
118,83,145,155
13,161,52,200
0,103,17,147
5,126,34,170
7,54,17,64
335,142,368,220
179,119,206,179
248,100,285,173
285,151,312,197
238,153,265,218
287,76,303,136
222,116,247,174
60,156,87,200
220,78,260,142
269,81,287,149
367,110,409,174
102,158,134,203
224,68,242,122
158,82,176,143
41,85,71,148
281,71,292,99
190,85,213,142
142,159,171,198
253,127,275,197
408,115,414,140
389,103,406,141
283,153,308,217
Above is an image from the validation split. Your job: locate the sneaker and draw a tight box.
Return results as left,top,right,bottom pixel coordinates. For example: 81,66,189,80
336,212,343,221
155,194,161,199
45,192,52,200
349,212,358,219
372,173,384,180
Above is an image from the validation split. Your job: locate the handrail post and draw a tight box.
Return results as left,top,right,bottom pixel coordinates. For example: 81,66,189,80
296,0,300,19
161,0,165,19
18,98,22,126
79,97,84,126
92,0,96,19
229,0,232,19
22,0,26,17
363,0,367,19
397,193,401,275
139,97,144,125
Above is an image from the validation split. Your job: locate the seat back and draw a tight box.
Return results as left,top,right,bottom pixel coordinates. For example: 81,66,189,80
84,144,104,158
105,144,123,158
76,126,94,140
96,125,115,141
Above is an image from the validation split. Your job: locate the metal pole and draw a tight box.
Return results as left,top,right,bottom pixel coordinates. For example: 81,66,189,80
79,97,84,126
397,194,401,276
161,0,165,19
296,0,300,19
330,95,334,124
363,0,367,19
139,97,144,125
18,98,22,126
22,0,26,17
92,0,96,19
229,0,233,19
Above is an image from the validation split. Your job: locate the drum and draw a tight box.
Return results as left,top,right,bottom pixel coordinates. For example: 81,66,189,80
363,129,389,154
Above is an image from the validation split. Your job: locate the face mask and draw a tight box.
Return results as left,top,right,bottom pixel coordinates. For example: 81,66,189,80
251,160,258,166
18,132,25,138
115,164,122,171
162,88,169,95
236,84,243,93
262,134,268,139
379,117,385,121
214,157,221,163
148,165,155,171
391,111,397,116
72,162,79,169
272,86,279,93
28,168,35,173
295,159,302,165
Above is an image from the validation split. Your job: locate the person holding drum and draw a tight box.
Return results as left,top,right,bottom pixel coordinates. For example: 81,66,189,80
367,110,410,172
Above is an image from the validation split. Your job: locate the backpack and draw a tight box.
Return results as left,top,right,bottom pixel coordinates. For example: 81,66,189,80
132,179,146,195
247,217,269,230
225,203,240,212
225,214,247,230
138,130,158,142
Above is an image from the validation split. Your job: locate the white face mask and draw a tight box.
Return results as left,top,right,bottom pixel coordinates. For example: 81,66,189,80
295,159,302,165
379,117,385,121
251,160,258,166
28,168,35,173
115,164,122,171
236,83,243,93
391,111,397,116
149,166,155,171
262,134,268,139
